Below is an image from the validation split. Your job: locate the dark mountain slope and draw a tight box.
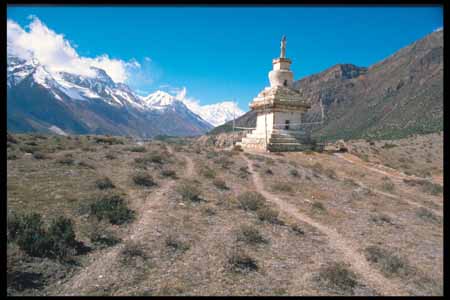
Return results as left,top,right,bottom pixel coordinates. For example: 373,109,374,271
212,30,443,141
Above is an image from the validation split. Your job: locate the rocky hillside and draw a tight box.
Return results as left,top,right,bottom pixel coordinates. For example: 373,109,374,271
212,30,443,141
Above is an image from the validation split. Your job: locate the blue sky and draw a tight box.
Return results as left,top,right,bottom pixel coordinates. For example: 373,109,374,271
7,6,443,111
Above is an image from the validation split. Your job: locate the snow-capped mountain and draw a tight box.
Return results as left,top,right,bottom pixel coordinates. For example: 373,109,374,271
7,55,213,137
182,101,245,127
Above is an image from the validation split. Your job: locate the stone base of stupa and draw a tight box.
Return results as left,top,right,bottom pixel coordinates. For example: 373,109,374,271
237,129,315,152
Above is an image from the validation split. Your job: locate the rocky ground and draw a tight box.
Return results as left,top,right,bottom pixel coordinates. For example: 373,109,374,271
7,132,443,296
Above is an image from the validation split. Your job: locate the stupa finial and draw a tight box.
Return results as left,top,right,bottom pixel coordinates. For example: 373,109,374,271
280,35,287,58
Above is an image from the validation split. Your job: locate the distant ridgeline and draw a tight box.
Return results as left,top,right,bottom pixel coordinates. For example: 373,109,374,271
211,30,443,141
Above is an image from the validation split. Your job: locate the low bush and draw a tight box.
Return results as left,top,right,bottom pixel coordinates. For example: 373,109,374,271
291,224,305,235
7,153,18,160
177,181,201,202
161,169,177,178
265,168,274,175
7,213,81,259
95,177,115,190
133,172,156,187
165,235,190,253
213,178,228,190
324,168,338,180
403,179,443,195
120,241,148,265
416,208,441,223
272,182,294,193
311,201,326,213
317,262,358,294
289,169,300,177
90,231,121,248
20,145,38,154
7,133,18,144
126,146,147,153
370,213,393,225
105,152,117,160
57,157,74,165
200,165,216,179
228,249,258,273
236,225,267,244
94,136,124,145
381,177,395,192
237,192,265,211
256,206,281,224
32,152,47,160
78,161,96,169
364,246,409,277
90,193,135,225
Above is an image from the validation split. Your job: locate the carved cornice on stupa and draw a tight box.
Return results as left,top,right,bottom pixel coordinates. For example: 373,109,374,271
249,86,311,111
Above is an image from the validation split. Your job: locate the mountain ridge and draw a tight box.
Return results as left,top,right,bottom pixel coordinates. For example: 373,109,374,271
211,30,443,141
7,55,242,137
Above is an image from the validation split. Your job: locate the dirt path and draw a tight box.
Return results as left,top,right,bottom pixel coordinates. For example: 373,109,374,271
242,154,408,296
332,153,443,215
59,146,195,295
334,153,440,184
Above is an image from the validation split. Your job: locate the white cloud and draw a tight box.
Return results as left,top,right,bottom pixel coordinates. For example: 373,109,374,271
433,26,443,32
7,16,141,83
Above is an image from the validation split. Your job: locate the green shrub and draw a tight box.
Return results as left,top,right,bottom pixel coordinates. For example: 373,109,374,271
381,177,395,192
265,168,274,175
382,143,397,149
289,169,300,177
236,225,267,244
312,201,326,213
94,136,124,145
20,145,38,154
105,152,117,160
133,172,156,187
147,151,164,164
48,216,79,258
291,224,305,235
177,181,201,202
370,214,393,225
95,177,115,190
120,241,148,265
78,160,96,169
416,208,441,223
324,168,338,179
90,194,135,225
422,182,443,196
8,213,81,259
317,262,358,294
161,169,177,178
228,249,258,273
200,165,216,179
90,231,121,248
213,178,228,190
32,152,47,160
256,206,281,224
165,235,190,253
7,153,18,160
57,157,74,165
7,133,18,144
126,146,147,152
364,246,409,277
403,179,442,195
272,182,293,193
237,192,265,211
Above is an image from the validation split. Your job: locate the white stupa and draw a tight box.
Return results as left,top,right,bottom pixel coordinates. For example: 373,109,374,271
237,36,312,152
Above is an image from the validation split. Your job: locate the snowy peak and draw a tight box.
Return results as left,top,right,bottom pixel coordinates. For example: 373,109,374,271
184,100,245,127
140,90,183,110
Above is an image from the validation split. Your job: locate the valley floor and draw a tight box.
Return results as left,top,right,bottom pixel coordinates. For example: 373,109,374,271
7,132,443,296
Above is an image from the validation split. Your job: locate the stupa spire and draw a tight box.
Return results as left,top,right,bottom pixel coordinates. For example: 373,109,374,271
280,35,287,58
